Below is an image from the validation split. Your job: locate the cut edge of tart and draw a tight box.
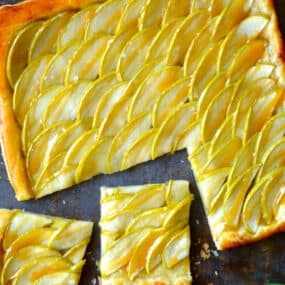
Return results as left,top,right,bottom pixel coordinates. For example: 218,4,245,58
99,180,193,285
0,208,93,285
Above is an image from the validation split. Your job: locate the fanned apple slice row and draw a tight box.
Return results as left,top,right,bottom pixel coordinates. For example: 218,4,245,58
261,168,285,224
201,85,236,143
224,165,259,227
197,168,230,213
93,82,128,129
100,27,137,76
26,122,72,183
63,129,98,167
66,33,113,83
162,0,191,25
29,13,72,62
34,271,79,285
146,18,183,61
228,40,267,82
7,21,43,88
1,246,60,284
152,102,196,159
162,226,190,269
13,54,53,125
138,0,168,30
41,41,80,90
166,180,190,206
3,212,52,251
107,111,152,173
117,26,159,81
43,81,94,127
78,73,119,120
167,11,209,66
121,128,158,170
128,228,164,280
12,256,72,285
116,0,146,33
57,5,96,50
21,85,65,152
64,239,90,264
218,15,269,72
189,142,210,174
75,137,113,183
86,0,129,37
128,66,183,120
212,0,253,42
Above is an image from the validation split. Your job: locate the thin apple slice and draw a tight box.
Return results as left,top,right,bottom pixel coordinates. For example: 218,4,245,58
107,111,152,173
29,13,72,62
218,15,269,72
26,122,72,182
224,165,259,227
121,129,158,170
128,228,164,280
41,41,80,90
261,168,285,224
43,81,93,127
66,33,113,83
12,256,72,285
162,0,191,25
7,21,43,88
183,16,219,75
175,121,201,154
165,180,190,206
57,6,96,50
34,271,79,285
100,228,150,277
162,226,190,269
152,102,196,159
202,137,242,174
188,43,220,100
116,0,145,33
201,85,236,142
242,63,275,84
13,54,53,125
77,73,119,120
2,246,60,284
117,26,159,80
3,212,52,251
128,66,183,120
138,0,168,30
75,137,113,183
35,166,76,198
86,0,128,37
167,11,209,65
64,129,98,167
126,207,168,233
63,239,89,264
189,142,210,175
228,40,267,82
212,0,253,41
146,18,183,61
190,0,212,14
100,27,137,76
245,89,283,140
93,82,128,129
21,85,65,152
152,77,189,127
197,168,230,213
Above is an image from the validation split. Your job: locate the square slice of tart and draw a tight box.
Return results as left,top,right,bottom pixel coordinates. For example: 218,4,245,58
0,208,93,285
99,180,193,285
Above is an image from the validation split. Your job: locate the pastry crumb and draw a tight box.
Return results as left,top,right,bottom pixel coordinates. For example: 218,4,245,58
200,242,211,260
214,270,218,276
62,199,66,205
195,219,200,224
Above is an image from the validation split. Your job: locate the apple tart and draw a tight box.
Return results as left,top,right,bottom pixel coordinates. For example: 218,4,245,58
0,208,93,284
0,0,285,249
99,180,193,285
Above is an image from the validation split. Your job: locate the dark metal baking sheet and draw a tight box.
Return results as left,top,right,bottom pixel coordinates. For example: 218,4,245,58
0,1,285,284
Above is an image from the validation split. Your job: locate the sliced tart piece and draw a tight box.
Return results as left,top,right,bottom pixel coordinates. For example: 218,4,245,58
100,181,193,284
0,209,93,285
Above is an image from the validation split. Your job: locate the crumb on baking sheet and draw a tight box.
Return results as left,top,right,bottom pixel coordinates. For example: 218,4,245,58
200,242,211,260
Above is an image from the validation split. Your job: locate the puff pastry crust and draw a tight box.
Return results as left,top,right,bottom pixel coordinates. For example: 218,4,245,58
99,181,193,285
0,208,93,284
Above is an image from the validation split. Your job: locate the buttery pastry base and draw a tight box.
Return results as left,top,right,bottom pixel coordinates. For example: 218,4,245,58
0,208,93,284
99,181,192,285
